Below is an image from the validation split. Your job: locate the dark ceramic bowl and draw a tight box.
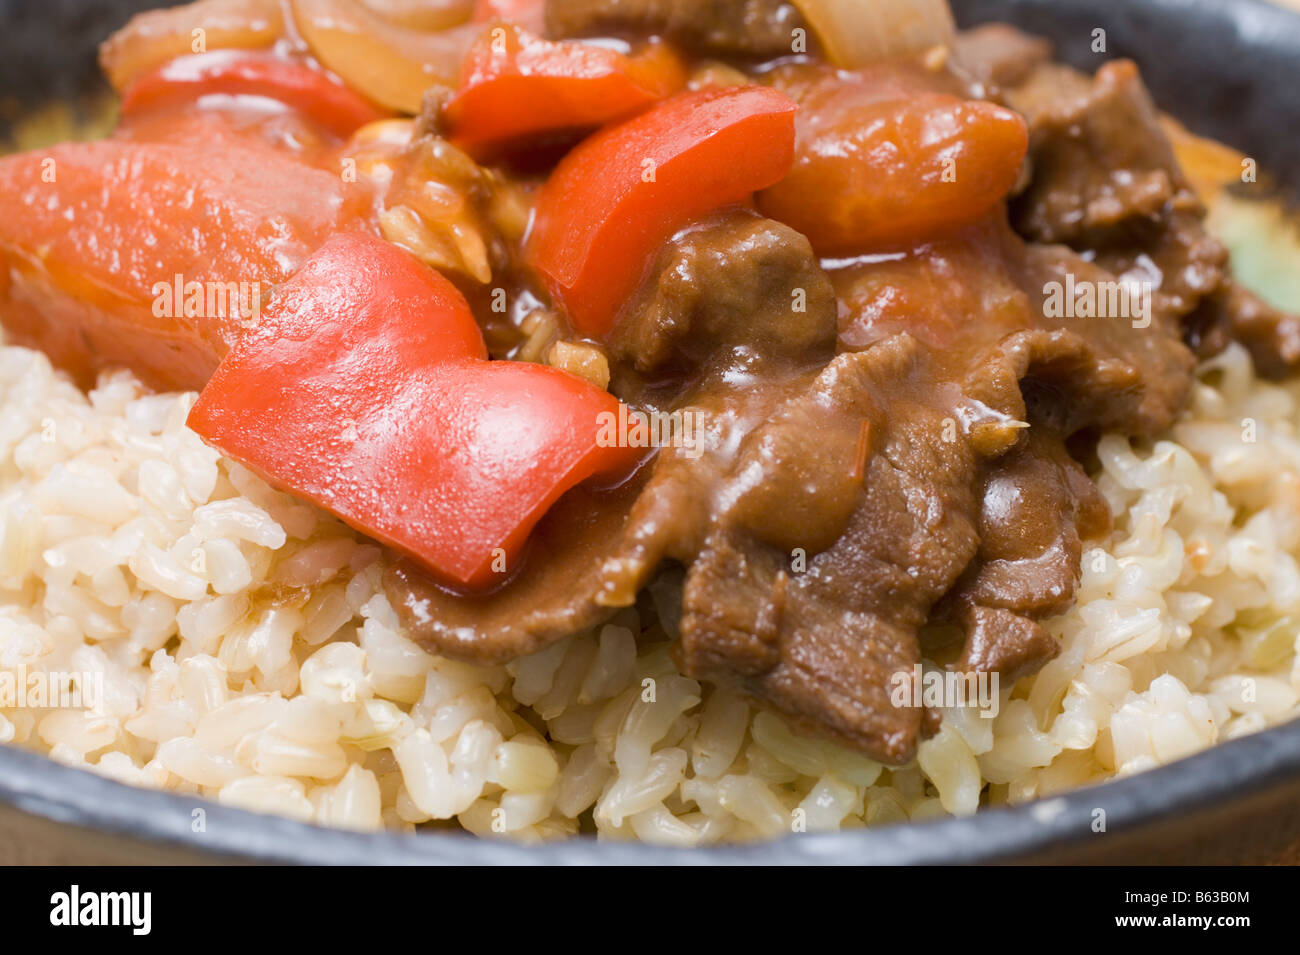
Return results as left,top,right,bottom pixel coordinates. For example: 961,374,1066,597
2,0,1300,865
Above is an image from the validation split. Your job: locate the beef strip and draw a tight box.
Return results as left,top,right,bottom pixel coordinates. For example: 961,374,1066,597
992,29,1300,382
385,474,648,665
544,0,804,58
607,211,837,375
835,219,1197,439
991,31,1233,341
1195,280,1300,377
1014,244,1198,435
1006,60,1200,247
586,211,843,600
937,428,1110,682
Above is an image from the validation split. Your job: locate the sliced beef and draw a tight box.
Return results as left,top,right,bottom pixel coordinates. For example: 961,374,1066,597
992,31,1232,344
1012,243,1198,436
675,339,981,761
835,218,1198,438
1092,211,1229,325
596,211,843,597
1196,280,1300,377
959,432,1110,619
385,475,647,665
544,0,804,58
608,211,837,374
938,428,1110,684
610,337,977,762
955,606,1058,686
989,26,1300,383
1007,60,1198,247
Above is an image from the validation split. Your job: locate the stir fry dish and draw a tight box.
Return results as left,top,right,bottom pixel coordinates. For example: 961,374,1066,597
3,0,1300,841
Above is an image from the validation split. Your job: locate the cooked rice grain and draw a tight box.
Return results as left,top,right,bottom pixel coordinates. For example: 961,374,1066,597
1,338,1299,845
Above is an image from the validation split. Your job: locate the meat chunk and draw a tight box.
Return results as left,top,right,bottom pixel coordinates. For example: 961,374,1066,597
604,336,980,762
1013,243,1199,436
959,430,1110,619
835,218,1199,438
937,429,1111,683
1196,280,1300,378
990,33,1231,344
675,339,982,761
992,33,1236,373
1095,213,1229,325
1007,60,1198,247
955,606,1058,686
992,29,1300,390
608,211,837,373
544,0,804,58
952,23,1052,92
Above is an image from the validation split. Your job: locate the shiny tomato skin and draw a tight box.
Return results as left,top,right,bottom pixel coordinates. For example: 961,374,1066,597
447,25,685,160
0,134,362,391
758,84,1028,255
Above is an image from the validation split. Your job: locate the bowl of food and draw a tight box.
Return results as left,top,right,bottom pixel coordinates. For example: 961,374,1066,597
2,0,1300,866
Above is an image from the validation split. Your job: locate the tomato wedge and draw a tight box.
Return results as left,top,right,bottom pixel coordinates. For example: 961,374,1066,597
122,51,391,138
0,135,362,391
527,85,798,337
188,232,640,589
757,75,1029,254
446,24,685,160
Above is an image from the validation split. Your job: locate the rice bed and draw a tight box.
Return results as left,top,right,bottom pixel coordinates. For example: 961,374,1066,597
1,336,1298,845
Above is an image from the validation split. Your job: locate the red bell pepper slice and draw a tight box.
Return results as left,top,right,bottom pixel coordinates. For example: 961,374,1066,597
445,24,685,161
526,85,798,337
188,232,640,589
121,51,391,138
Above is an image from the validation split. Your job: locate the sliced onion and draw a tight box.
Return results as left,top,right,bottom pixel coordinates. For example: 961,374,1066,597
791,0,956,67
359,0,474,30
293,0,483,114
100,0,284,91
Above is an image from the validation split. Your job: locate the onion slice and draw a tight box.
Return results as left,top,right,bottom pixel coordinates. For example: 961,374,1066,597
293,0,483,113
359,0,474,30
100,0,284,92
790,0,956,67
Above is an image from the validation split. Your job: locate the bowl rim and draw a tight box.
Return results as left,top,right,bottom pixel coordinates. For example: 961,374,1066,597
2,718,1298,864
